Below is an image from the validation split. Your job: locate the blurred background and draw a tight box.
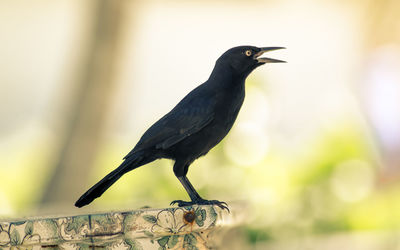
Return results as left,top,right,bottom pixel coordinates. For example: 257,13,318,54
1,0,400,249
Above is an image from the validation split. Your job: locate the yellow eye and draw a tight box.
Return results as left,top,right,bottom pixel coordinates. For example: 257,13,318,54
245,50,252,56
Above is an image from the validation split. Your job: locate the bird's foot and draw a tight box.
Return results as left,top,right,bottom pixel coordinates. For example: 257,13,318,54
170,199,229,212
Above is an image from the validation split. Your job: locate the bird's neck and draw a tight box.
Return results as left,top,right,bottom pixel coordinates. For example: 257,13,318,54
208,64,246,88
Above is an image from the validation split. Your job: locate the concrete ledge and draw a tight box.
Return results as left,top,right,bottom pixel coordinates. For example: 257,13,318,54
0,204,244,249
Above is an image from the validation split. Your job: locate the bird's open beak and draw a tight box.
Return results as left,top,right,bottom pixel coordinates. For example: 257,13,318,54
255,47,286,63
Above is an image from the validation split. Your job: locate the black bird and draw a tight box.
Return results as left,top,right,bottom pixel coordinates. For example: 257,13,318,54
75,46,285,210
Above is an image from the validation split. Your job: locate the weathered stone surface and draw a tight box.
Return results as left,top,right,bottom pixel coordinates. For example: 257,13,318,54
0,204,243,249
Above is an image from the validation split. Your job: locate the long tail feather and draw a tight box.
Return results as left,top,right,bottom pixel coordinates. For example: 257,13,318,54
75,154,148,207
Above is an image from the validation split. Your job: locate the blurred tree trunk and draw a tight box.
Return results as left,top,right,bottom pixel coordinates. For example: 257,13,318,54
41,0,129,206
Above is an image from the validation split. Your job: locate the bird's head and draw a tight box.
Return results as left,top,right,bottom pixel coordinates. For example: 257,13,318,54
216,46,286,78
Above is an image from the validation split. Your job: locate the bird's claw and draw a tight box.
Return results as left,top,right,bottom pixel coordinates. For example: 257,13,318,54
170,200,192,207
170,199,230,212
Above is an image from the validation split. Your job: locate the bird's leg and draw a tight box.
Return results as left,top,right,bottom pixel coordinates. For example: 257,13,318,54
178,176,202,201
170,176,229,211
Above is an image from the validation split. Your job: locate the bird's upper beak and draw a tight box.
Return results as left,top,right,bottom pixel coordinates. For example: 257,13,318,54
255,47,286,63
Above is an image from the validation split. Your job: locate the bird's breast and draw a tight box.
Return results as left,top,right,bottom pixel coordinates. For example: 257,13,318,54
204,84,245,142
215,84,245,124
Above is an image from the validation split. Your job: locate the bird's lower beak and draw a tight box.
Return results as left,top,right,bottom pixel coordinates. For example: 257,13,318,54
255,47,286,63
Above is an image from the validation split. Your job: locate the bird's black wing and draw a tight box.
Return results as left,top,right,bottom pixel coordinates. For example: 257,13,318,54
124,91,215,159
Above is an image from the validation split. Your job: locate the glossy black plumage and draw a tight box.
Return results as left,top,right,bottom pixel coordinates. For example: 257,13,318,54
75,46,285,210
